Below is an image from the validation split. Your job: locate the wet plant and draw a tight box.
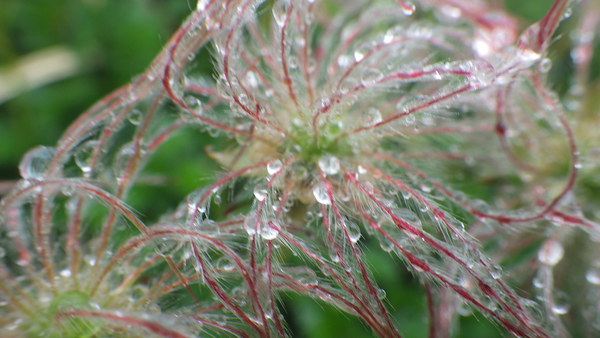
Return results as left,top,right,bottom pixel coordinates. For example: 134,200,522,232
1,0,599,336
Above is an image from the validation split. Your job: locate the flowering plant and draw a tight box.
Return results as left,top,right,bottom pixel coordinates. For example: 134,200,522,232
1,0,599,336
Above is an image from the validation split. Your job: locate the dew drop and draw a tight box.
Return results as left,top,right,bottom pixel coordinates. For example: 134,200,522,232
551,291,570,315
538,239,564,266
128,109,143,125
519,48,541,63
354,45,368,62
244,211,259,236
365,109,382,125
19,146,56,180
346,222,362,244
538,58,552,73
337,55,351,68
253,184,268,202
313,184,331,205
267,159,283,175
272,3,288,27
563,7,573,19
59,269,72,277
245,71,259,88
75,140,99,176
380,240,394,252
399,1,416,16
318,154,340,175
377,288,387,300
586,267,600,285
260,221,279,241
491,264,503,279
290,266,317,285
361,68,383,86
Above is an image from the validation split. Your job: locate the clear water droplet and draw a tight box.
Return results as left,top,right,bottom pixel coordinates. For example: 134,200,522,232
539,58,552,73
244,211,259,236
253,183,268,202
19,146,56,180
519,49,541,63
128,109,143,125
586,267,600,285
272,2,288,27
245,71,259,88
365,109,383,125
354,45,368,62
361,68,383,86
551,291,570,315
318,154,340,175
75,140,99,176
380,239,394,252
399,1,416,16
313,184,331,205
260,221,279,240
491,264,503,279
267,159,283,175
289,266,317,285
538,239,564,266
563,7,572,19
337,55,351,68
346,222,361,243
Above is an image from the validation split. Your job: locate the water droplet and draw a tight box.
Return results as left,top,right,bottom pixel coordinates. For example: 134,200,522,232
19,146,56,180
551,291,570,315
313,184,331,205
289,266,317,285
377,288,387,299
317,97,331,111
337,55,351,68
538,239,564,266
563,7,572,19
519,48,541,63
245,71,259,88
491,264,503,279
260,221,279,240
128,109,143,125
75,140,99,176
59,269,72,277
346,222,361,243
539,58,552,73
399,1,416,16
253,184,268,201
244,211,259,236
532,274,544,288
361,68,383,86
365,109,382,125
354,45,368,62
357,165,367,175
267,159,283,175
272,2,288,27
213,193,222,205
380,239,394,252
318,154,340,175
586,267,600,285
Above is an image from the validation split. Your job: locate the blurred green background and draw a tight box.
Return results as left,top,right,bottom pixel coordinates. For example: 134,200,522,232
0,0,571,337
